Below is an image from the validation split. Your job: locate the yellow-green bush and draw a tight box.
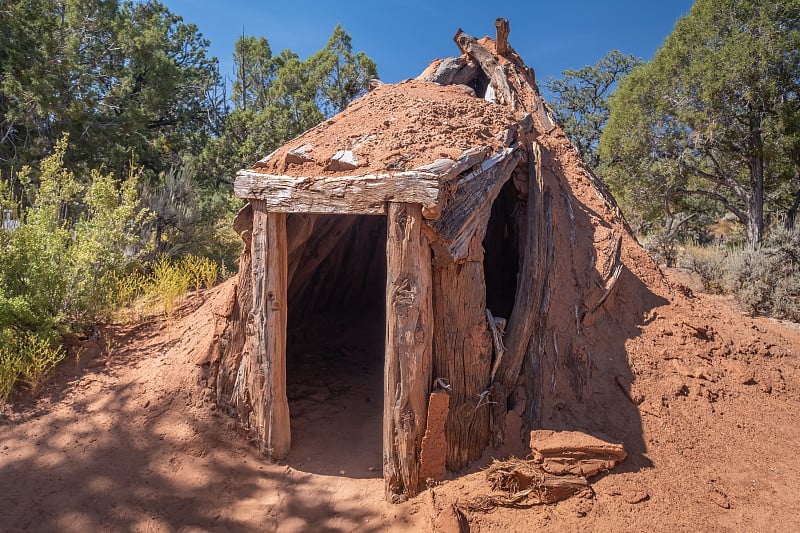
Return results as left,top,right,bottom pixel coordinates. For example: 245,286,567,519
0,331,65,402
113,254,220,319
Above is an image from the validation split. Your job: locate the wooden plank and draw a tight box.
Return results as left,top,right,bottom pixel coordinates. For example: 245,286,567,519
234,170,441,216
384,202,433,501
248,202,291,458
494,143,542,389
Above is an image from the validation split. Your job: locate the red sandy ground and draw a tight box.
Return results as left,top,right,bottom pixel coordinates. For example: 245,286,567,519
0,275,799,532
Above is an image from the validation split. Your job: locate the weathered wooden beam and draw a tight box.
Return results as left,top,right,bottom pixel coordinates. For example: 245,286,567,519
416,147,492,185
495,143,542,389
384,202,433,501
235,170,441,217
248,202,291,458
428,147,521,263
453,29,517,108
490,142,553,446
431,229,492,470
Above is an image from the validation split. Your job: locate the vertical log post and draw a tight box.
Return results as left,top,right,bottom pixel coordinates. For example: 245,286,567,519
495,18,509,56
248,200,291,458
384,203,434,501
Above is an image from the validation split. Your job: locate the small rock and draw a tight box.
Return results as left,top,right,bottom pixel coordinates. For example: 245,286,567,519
529,430,626,477
284,143,313,165
455,84,476,97
328,150,359,171
623,490,649,504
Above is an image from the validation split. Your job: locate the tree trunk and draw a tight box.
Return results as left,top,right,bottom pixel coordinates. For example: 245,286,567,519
384,202,434,501
489,142,551,446
786,186,800,230
747,116,765,245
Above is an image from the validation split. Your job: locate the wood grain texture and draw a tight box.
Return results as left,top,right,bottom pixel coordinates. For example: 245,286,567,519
384,203,433,500
235,170,441,216
428,147,521,264
453,29,517,109
247,203,291,458
432,230,493,471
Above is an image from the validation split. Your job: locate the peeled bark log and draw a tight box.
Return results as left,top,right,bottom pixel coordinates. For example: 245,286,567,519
495,18,509,56
453,29,517,108
244,203,290,458
428,148,520,263
384,203,434,500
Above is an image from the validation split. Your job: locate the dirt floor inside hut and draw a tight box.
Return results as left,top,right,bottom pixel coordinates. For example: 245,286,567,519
3,76,800,530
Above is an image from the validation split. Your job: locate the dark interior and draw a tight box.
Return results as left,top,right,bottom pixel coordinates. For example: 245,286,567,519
483,179,521,320
285,214,386,476
469,68,491,99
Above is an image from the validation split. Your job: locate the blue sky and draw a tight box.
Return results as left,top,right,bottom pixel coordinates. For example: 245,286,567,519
160,1,695,91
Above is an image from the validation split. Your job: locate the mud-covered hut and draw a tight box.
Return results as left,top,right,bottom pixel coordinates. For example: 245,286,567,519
212,20,666,501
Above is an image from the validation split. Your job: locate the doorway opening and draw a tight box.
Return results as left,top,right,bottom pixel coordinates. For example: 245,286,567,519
285,214,387,477
483,179,520,321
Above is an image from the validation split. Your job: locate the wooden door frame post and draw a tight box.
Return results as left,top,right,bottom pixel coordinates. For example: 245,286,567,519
249,200,291,458
384,202,434,500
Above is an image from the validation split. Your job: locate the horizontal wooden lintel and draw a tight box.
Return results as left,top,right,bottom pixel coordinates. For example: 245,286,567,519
234,170,441,216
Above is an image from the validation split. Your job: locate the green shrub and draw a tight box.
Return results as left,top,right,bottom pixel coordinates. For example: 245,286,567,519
181,254,219,290
0,135,151,400
642,233,680,267
0,136,229,401
143,166,243,272
679,243,730,294
727,225,800,321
